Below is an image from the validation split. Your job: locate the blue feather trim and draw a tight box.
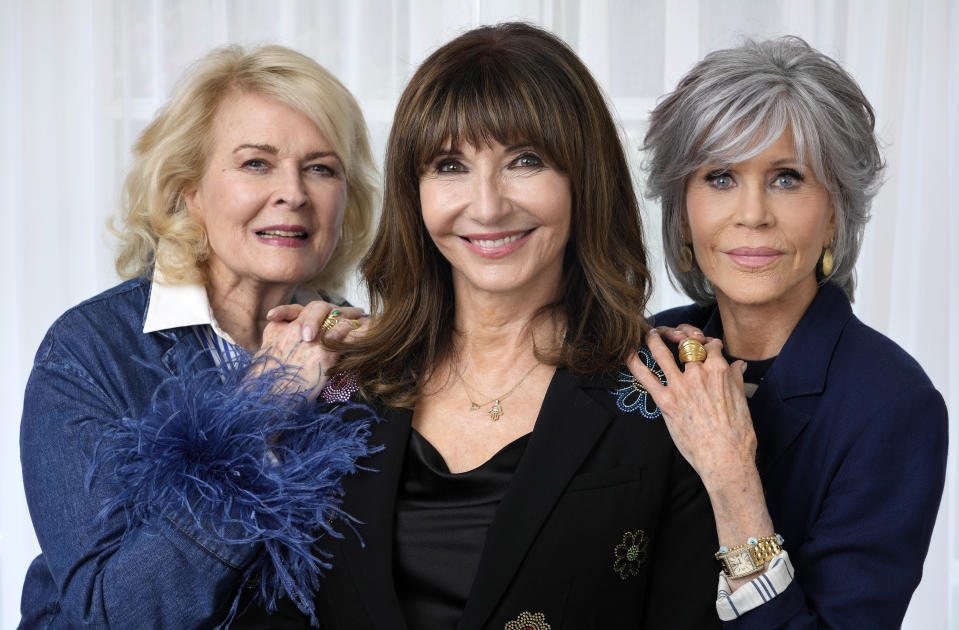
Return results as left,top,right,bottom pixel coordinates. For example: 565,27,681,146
87,353,381,627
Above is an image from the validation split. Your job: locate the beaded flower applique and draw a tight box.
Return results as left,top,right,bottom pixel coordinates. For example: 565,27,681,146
320,370,360,403
610,348,666,418
504,611,551,630
613,529,649,580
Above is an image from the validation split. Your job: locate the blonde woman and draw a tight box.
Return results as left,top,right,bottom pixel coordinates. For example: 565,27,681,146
19,45,378,629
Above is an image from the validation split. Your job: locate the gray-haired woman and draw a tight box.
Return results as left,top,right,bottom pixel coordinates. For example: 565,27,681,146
632,36,947,628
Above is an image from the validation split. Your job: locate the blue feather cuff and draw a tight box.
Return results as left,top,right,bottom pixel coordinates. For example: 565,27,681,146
87,354,380,627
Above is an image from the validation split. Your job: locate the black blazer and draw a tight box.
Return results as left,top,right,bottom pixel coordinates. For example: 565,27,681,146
310,366,720,629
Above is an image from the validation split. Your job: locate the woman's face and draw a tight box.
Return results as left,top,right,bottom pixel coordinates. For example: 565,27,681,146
419,140,571,304
184,91,347,292
684,128,835,316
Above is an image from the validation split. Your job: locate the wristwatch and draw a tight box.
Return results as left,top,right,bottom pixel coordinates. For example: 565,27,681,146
715,534,784,578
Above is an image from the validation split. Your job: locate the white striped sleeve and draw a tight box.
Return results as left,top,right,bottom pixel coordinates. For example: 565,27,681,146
716,551,795,621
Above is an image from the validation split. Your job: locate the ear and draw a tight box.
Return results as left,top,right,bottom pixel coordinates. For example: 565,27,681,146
825,204,837,246
182,184,202,218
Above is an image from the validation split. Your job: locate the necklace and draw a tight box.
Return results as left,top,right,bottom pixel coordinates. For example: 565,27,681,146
458,361,540,421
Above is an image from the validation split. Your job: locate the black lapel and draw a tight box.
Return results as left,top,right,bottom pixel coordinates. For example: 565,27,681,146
457,368,613,630
337,405,412,630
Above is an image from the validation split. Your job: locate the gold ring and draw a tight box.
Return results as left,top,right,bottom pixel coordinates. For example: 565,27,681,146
678,338,707,363
320,309,341,332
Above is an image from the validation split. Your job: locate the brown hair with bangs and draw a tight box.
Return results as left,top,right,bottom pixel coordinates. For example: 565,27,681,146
335,22,651,407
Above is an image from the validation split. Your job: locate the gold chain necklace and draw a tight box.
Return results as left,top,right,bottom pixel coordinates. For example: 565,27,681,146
458,361,540,421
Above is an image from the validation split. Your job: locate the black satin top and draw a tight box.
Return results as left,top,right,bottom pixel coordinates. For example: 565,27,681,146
393,429,530,629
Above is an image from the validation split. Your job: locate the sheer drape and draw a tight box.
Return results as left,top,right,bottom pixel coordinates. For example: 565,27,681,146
2,1,955,627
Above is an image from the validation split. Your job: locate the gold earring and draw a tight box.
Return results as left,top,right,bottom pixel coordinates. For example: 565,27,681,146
678,245,694,273
821,247,834,276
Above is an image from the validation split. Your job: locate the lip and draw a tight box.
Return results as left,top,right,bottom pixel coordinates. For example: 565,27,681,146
254,224,310,248
460,229,534,259
723,247,782,269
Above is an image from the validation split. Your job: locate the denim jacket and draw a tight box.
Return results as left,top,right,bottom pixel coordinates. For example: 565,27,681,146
19,277,377,629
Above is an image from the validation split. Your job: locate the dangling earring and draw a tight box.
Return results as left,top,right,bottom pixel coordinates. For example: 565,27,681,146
678,245,694,273
820,246,834,276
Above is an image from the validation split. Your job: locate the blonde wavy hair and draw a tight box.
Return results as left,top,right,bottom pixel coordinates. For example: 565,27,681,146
112,44,377,297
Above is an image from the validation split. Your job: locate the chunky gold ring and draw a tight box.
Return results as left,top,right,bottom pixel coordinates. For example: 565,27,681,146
678,338,707,363
320,309,341,332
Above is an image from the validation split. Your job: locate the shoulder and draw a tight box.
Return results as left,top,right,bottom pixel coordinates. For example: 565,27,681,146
650,302,713,329
782,312,948,462
34,277,151,365
829,315,939,402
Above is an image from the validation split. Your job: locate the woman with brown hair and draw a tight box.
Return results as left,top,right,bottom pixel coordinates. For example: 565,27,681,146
307,22,719,629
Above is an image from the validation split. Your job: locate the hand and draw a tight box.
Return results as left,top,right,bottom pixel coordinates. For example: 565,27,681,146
629,324,776,588
266,302,368,342
255,301,366,400
650,323,707,345
628,327,755,490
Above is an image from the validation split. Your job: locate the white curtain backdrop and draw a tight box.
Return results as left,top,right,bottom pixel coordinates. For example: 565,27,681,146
2,1,955,627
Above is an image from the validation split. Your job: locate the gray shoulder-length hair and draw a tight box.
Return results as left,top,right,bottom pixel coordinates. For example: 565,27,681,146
643,36,884,304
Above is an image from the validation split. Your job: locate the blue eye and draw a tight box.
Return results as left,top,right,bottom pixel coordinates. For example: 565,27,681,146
773,169,804,189
705,171,733,189
242,159,268,170
308,163,336,176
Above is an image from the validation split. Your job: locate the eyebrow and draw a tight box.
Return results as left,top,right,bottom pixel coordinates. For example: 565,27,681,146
304,151,341,163
769,157,802,167
434,142,534,156
233,144,340,163
234,143,278,154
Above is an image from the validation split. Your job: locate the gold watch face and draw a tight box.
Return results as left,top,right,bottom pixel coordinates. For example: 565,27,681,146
726,550,758,576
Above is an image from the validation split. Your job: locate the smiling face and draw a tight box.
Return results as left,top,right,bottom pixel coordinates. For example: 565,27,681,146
184,91,347,295
419,140,572,304
684,128,835,317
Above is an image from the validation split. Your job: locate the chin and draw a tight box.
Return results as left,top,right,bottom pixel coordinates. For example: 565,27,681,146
255,267,319,287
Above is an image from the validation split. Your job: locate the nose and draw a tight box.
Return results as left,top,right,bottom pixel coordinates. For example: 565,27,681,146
735,183,771,228
468,172,510,224
274,164,309,209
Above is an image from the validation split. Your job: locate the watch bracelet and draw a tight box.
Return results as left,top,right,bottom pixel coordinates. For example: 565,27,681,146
714,534,784,577
748,534,784,566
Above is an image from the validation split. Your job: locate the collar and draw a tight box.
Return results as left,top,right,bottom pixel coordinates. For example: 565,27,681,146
701,282,853,399
142,275,321,347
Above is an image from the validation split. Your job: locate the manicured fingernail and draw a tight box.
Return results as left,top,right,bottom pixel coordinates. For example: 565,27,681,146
266,307,277,318
740,362,747,374
649,328,660,336
302,325,314,341
331,309,341,316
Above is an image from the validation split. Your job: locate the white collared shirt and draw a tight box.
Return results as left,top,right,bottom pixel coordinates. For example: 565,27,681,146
142,277,320,372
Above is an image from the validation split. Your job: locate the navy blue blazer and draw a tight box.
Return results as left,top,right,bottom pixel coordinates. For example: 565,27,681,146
309,366,722,629
654,283,948,629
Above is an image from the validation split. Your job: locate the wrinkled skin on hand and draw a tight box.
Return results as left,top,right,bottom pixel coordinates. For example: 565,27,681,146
253,301,368,400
